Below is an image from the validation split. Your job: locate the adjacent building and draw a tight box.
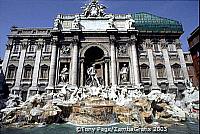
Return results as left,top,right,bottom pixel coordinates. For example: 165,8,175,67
2,0,192,101
187,26,199,88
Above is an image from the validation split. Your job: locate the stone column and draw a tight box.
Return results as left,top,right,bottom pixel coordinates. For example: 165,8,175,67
104,59,109,87
160,39,176,90
2,39,13,75
28,39,43,97
71,38,79,87
110,35,117,87
176,39,189,78
146,39,159,90
11,39,28,95
80,59,84,87
129,36,140,87
46,37,58,93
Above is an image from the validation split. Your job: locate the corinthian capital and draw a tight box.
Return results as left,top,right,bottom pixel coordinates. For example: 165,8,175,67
160,39,167,49
36,40,44,49
109,35,116,44
127,35,137,45
21,39,28,49
175,39,182,49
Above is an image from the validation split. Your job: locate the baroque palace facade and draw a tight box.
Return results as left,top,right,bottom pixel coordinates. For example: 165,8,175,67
2,0,192,101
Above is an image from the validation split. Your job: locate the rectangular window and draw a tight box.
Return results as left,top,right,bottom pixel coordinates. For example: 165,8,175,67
173,67,182,78
28,45,35,52
40,67,48,78
13,45,20,53
24,67,32,79
141,67,149,78
44,44,51,52
7,67,16,78
157,67,166,78
44,40,51,52
153,44,159,52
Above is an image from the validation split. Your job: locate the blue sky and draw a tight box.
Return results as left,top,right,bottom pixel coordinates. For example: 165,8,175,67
0,0,199,59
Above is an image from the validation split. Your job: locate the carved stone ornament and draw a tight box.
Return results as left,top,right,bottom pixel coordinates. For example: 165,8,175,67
61,45,70,55
118,45,127,55
81,0,106,17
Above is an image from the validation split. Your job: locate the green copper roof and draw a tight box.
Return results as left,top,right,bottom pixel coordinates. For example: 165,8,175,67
132,12,183,33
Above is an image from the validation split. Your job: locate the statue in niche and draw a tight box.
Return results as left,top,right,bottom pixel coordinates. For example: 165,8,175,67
86,64,101,87
120,64,129,82
118,45,127,55
60,65,69,83
61,45,70,55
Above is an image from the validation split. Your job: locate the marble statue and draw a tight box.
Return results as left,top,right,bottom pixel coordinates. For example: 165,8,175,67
86,64,101,87
120,64,129,82
60,65,69,83
129,18,135,29
108,16,115,28
54,18,60,29
73,16,80,29
82,0,106,17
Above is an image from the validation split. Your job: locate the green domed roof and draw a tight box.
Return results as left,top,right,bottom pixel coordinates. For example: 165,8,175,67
132,12,183,33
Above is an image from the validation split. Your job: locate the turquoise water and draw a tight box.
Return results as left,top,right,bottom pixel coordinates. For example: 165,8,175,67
0,122,199,134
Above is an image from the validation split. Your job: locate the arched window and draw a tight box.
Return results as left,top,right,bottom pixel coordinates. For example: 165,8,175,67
172,64,182,78
140,64,150,78
156,64,166,78
7,65,17,78
23,65,33,79
40,65,49,79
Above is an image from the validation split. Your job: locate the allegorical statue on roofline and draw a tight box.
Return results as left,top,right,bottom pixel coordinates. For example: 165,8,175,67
81,0,107,17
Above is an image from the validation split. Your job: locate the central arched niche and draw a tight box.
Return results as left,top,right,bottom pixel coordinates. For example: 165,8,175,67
84,46,105,86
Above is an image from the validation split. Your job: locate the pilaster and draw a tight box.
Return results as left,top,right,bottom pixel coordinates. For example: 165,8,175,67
176,39,189,79
2,39,13,75
146,39,159,90
11,39,28,94
71,36,79,88
46,37,58,93
160,39,177,91
104,59,110,87
110,35,117,87
129,35,140,87
28,39,44,97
